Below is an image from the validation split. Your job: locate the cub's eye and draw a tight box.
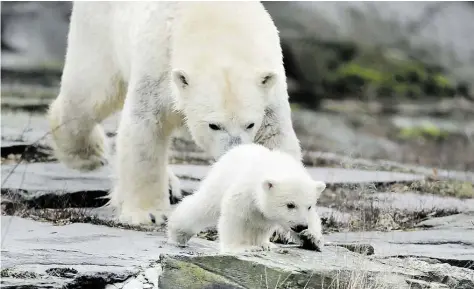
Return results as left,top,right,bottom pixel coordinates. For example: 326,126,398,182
209,124,221,131
286,203,296,209
308,206,312,210
246,123,255,129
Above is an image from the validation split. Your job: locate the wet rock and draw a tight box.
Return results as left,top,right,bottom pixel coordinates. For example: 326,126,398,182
293,110,401,160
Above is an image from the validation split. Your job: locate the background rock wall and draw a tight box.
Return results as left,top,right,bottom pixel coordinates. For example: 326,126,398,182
2,1,474,108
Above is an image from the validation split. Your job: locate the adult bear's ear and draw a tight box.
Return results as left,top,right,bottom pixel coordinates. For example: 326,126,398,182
258,71,278,90
172,69,190,89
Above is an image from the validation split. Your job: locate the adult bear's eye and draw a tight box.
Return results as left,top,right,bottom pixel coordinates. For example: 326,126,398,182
286,203,296,209
246,123,255,129
209,124,221,131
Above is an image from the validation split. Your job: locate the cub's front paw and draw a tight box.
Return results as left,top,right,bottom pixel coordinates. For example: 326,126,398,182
261,241,278,251
298,229,324,252
167,229,193,247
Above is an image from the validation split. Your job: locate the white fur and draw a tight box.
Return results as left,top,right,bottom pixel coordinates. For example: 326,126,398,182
47,2,301,225
167,144,326,254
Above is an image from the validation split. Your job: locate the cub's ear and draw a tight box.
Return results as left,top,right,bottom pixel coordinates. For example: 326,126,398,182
262,179,278,193
258,71,278,89
172,69,190,89
313,181,326,195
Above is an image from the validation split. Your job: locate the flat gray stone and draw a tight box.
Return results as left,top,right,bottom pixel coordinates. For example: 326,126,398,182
1,162,113,193
0,216,216,288
1,111,120,147
368,192,474,214
416,212,474,230
326,219,474,264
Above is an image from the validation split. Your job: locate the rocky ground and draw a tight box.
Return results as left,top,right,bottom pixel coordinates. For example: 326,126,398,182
1,75,474,288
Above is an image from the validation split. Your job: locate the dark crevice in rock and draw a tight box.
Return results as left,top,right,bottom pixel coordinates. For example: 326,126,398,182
1,189,109,209
1,187,181,212
63,273,131,289
1,144,54,162
1,103,51,113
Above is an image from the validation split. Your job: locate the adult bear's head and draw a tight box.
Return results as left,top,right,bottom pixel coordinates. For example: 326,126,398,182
171,66,279,159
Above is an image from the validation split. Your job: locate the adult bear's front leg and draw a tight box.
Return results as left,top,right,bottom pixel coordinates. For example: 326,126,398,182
109,76,180,226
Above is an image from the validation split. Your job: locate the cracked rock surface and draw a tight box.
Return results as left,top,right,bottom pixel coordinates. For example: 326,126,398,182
3,216,473,289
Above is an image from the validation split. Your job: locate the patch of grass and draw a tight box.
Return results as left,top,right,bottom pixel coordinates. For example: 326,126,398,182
1,268,40,279
1,206,163,232
397,179,474,199
325,48,458,100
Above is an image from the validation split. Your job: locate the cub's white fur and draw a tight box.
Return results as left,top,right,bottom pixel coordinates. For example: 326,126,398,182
47,2,301,225
167,144,326,253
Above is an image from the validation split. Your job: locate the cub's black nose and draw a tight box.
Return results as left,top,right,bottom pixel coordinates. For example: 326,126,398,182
290,225,308,233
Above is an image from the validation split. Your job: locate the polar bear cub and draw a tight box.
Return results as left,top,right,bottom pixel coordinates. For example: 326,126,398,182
167,143,326,253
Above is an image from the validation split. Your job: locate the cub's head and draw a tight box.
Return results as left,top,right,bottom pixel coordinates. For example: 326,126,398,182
171,67,279,159
258,176,326,230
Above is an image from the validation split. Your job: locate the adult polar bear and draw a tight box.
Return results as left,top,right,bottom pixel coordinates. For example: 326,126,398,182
48,1,302,225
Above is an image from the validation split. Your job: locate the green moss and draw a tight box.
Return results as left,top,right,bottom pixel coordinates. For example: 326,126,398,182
433,74,451,87
338,63,385,83
322,47,458,100
160,256,241,289
397,123,450,140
